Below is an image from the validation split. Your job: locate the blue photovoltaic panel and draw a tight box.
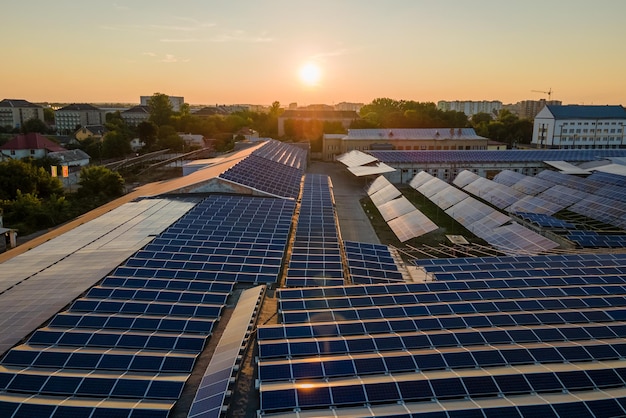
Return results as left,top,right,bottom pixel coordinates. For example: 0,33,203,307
252,139,308,169
368,149,626,164
260,242,626,415
344,241,403,284
515,212,576,229
568,231,626,248
0,194,295,416
219,154,303,198
284,174,345,287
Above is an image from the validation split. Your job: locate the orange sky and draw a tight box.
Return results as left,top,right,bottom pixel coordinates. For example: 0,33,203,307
2,0,625,106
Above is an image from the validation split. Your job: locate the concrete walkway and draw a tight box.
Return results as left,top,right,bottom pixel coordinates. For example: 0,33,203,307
307,161,380,244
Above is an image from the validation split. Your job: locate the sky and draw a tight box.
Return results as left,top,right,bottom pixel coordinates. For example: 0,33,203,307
2,0,626,107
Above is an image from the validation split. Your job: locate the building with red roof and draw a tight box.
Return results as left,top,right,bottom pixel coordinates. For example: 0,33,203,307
0,132,66,161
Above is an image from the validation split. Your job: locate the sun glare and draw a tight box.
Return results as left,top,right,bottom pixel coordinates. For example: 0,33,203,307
299,62,321,86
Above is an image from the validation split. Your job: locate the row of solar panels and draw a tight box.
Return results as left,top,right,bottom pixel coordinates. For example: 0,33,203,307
0,194,297,417
411,171,559,254
284,174,345,287
490,168,626,230
256,251,626,415
368,148,626,163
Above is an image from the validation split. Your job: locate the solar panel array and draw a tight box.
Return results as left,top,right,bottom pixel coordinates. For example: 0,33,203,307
250,139,307,170
0,198,198,358
0,195,297,417
367,175,438,242
492,169,526,186
494,169,626,230
219,154,303,199
410,171,559,254
368,149,626,164
284,174,345,287
343,241,404,285
258,253,626,416
188,285,264,418
568,231,626,248
515,212,577,229
460,173,528,210
336,150,378,168
124,195,294,284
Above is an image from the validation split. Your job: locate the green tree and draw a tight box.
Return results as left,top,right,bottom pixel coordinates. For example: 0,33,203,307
157,125,184,151
148,93,174,126
137,121,158,151
21,118,50,134
43,108,55,125
0,159,63,200
471,112,493,125
358,98,467,129
77,166,124,199
102,131,131,158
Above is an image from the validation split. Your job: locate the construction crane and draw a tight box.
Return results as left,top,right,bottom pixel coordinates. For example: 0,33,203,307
531,88,553,100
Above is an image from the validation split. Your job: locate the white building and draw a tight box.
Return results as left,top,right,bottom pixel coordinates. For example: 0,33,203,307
0,99,45,130
532,105,626,149
140,95,185,112
437,100,502,117
55,104,106,135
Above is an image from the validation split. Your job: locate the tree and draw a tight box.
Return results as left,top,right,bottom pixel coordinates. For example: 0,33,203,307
358,98,467,129
21,118,50,134
471,112,493,125
43,108,55,125
0,159,63,200
148,93,174,126
77,166,124,199
137,121,158,151
102,131,131,158
157,125,184,151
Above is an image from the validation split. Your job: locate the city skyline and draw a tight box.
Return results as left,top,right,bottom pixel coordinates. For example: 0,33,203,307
3,0,626,106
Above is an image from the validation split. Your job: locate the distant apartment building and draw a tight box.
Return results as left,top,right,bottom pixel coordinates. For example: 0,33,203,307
121,105,150,127
55,104,106,134
323,128,489,161
140,95,184,112
532,105,626,149
517,99,562,120
437,100,502,117
0,99,45,130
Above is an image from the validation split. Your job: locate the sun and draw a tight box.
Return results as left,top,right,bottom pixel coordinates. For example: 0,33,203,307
299,62,321,86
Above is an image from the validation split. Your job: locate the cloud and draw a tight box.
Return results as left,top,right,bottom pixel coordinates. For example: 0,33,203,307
159,38,203,43
160,54,190,63
141,52,189,63
210,30,273,43
160,30,274,43
113,3,129,11
149,23,215,32
101,19,215,33
309,47,363,61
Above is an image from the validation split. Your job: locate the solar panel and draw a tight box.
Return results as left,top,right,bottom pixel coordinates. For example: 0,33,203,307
370,184,402,206
336,150,379,167
219,154,303,198
387,210,438,242
366,175,392,195
377,196,416,221
188,286,264,418
493,169,526,186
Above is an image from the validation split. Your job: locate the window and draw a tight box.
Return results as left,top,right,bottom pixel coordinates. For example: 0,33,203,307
30,149,35,155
